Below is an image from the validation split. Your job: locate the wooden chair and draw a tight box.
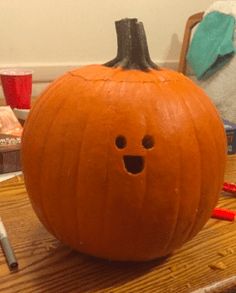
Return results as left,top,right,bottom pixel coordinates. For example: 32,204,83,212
178,12,204,74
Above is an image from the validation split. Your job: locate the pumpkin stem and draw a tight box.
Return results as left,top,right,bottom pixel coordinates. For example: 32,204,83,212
104,18,159,71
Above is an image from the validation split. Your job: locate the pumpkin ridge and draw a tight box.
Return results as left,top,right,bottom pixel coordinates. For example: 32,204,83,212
63,79,112,249
52,97,85,247
184,86,225,241
74,80,111,250
176,88,204,249
92,86,114,253
154,82,202,252
179,98,202,247
37,94,72,241
176,88,210,246
100,123,116,255
134,94,148,257
23,75,71,235
189,95,224,237
155,84,184,254
75,106,98,248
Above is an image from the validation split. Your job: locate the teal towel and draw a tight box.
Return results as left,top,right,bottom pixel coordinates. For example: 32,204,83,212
187,11,235,80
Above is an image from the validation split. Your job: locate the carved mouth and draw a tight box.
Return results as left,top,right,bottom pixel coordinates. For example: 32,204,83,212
123,155,144,174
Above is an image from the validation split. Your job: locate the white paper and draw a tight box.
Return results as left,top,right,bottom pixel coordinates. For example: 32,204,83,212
0,218,7,239
0,172,22,183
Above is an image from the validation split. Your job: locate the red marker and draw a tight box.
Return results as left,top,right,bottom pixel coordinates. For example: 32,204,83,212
211,182,236,222
212,208,236,222
222,182,236,194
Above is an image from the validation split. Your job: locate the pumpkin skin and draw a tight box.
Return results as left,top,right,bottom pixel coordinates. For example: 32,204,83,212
22,20,227,262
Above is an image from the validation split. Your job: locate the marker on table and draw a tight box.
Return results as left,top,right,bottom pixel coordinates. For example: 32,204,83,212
0,217,18,271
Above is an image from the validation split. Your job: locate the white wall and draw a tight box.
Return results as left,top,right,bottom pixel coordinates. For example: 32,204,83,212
0,0,215,96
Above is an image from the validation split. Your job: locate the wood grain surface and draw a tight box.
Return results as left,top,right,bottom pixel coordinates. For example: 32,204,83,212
0,157,236,293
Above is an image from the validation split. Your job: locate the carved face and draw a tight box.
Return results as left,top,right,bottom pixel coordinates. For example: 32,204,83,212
77,90,158,181
115,134,154,174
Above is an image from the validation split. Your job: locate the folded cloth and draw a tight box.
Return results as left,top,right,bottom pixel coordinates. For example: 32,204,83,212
205,0,236,18
187,11,235,80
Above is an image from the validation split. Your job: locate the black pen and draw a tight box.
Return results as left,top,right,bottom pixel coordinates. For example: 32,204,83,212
0,217,18,271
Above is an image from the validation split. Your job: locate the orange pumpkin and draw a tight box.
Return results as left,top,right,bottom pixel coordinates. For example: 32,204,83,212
22,19,226,261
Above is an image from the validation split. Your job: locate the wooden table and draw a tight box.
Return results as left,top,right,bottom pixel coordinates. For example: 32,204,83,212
0,157,236,293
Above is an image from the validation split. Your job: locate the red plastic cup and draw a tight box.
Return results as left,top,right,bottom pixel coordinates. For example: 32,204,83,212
0,69,33,109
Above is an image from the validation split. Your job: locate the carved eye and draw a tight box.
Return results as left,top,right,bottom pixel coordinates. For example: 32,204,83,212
142,135,154,149
115,135,127,149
